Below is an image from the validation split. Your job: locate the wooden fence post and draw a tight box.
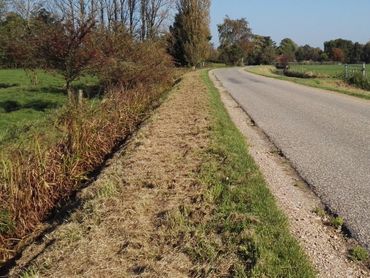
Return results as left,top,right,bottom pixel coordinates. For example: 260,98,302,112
362,63,366,78
78,89,83,105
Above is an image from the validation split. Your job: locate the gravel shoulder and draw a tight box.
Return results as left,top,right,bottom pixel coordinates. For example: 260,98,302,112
210,70,369,277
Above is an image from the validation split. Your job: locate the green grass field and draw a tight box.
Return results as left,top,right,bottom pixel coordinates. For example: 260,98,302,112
289,64,368,77
246,65,370,100
0,69,97,146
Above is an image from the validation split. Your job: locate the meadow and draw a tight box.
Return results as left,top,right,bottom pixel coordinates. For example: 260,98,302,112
247,65,370,100
0,69,98,146
289,64,369,78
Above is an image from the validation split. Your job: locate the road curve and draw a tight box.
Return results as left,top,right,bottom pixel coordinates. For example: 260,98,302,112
213,68,370,248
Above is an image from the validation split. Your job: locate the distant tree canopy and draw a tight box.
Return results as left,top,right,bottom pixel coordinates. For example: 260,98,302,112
168,0,211,67
215,15,370,66
295,45,322,62
324,38,370,64
278,38,298,62
217,17,253,65
247,35,276,65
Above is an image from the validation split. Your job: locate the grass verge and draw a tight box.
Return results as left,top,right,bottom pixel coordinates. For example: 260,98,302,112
246,66,370,100
194,70,316,277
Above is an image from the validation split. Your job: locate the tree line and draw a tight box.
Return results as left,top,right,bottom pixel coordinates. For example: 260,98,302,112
216,16,370,66
0,0,211,91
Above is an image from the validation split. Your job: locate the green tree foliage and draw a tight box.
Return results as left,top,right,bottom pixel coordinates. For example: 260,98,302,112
351,42,364,64
217,17,252,65
0,13,29,67
331,47,345,62
278,38,298,62
324,39,354,63
362,42,370,63
169,0,211,67
295,44,322,62
247,35,276,65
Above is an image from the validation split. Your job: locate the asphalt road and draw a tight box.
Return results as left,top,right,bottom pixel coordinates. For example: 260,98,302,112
213,68,370,248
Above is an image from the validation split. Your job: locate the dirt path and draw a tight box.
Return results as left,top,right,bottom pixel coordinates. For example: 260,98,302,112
210,70,369,278
9,71,210,277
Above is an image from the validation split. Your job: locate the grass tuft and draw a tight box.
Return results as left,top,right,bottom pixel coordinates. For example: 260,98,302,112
330,216,345,229
349,246,369,262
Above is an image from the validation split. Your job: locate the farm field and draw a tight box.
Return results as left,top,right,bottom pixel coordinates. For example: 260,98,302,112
288,64,369,77
0,69,98,146
246,65,370,100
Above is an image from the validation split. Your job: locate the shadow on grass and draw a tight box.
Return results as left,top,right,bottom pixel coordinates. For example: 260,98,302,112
27,86,66,95
0,83,19,89
0,83,18,89
0,100,60,113
28,85,104,99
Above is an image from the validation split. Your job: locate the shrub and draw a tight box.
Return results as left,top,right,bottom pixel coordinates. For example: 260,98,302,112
283,70,317,79
330,216,344,229
93,30,174,89
346,72,370,91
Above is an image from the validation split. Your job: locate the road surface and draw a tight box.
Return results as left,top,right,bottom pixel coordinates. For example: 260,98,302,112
213,68,370,248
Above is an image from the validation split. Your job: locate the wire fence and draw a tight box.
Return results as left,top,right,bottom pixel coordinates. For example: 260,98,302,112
344,63,367,79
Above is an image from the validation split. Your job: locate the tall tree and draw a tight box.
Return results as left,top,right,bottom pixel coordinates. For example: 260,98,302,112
278,38,297,62
331,47,345,62
324,39,353,63
247,35,276,65
140,0,174,40
11,0,45,24
217,17,253,65
295,44,322,62
362,42,370,63
169,0,211,67
350,42,363,64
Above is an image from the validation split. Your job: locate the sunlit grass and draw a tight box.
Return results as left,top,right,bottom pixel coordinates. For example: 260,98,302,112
0,69,98,146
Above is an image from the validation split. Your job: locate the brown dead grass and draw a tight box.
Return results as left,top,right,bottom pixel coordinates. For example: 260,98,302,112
9,71,210,277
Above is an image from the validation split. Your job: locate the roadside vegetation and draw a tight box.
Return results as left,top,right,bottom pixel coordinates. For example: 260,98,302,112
194,70,316,276
246,65,370,100
0,0,212,264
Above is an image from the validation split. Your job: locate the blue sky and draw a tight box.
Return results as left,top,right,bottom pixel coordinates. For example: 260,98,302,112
210,0,370,48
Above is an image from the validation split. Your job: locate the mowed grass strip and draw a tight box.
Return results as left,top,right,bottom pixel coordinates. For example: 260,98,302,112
246,65,370,100
198,70,315,277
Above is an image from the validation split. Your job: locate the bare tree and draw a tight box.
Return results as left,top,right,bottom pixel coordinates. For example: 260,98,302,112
139,0,174,40
127,0,137,35
11,0,45,23
0,0,7,20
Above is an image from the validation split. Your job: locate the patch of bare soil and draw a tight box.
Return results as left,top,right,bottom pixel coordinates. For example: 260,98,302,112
9,71,210,277
211,70,369,278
